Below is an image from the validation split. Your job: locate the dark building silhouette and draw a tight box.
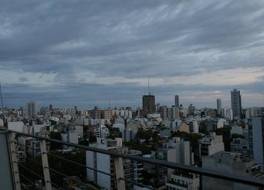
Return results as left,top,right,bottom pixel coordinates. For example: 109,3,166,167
142,95,155,116
175,95,179,107
217,98,222,116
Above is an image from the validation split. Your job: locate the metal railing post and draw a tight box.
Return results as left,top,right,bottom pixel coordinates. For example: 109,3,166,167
0,130,16,190
9,133,21,190
114,157,126,190
40,139,52,190
0,128,15,190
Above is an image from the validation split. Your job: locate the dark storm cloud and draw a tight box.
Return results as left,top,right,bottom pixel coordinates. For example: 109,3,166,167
0,0,264,107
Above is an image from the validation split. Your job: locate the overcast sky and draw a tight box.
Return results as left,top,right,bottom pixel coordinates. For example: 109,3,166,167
0,0,264,108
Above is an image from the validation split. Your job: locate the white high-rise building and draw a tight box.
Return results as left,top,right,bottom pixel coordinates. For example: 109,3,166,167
167,106,180,121
167,138,192,165
223,108,233,120
167,137,192,177
166,138,199,190
192,120,199,133
25,101,36,119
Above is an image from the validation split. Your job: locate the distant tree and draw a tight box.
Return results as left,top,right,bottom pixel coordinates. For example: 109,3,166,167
171,131,189,138
108,127,122,139
157,123,167,130
49,131,63,150
124,141,153,154
88,135,97,143
78,137,89,146
232,133,245,139
136,128,153,143
199,121,209,134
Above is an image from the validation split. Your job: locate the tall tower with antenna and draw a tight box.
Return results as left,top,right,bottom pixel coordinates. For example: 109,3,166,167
142,78,155,116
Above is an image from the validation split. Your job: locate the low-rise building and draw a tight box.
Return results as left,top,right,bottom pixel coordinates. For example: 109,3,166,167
166,172,199,190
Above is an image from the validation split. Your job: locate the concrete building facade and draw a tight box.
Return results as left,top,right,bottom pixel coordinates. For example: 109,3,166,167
248,117,264,165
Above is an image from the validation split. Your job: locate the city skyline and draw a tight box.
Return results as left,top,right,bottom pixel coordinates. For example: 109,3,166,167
0,0,264,107
0,88,261,111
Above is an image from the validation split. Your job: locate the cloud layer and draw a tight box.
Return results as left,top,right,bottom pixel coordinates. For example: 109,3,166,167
0,0,264,108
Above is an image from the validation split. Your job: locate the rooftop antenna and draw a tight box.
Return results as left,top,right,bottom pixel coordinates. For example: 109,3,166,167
108,98,112,109
0,83,3,112
148,78,150,95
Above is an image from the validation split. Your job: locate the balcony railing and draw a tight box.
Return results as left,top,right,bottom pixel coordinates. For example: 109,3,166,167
1,129,264,190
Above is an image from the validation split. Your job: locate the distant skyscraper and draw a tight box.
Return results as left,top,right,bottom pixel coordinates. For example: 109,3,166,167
217,98,222,115
142,95,155,116
231,89,242,119
49,104,53,112
188,104,195,116
158,106,168,120
26,101,36,119
175,95,179,107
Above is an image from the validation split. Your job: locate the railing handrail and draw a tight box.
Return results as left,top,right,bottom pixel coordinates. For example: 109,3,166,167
7,130,264,187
